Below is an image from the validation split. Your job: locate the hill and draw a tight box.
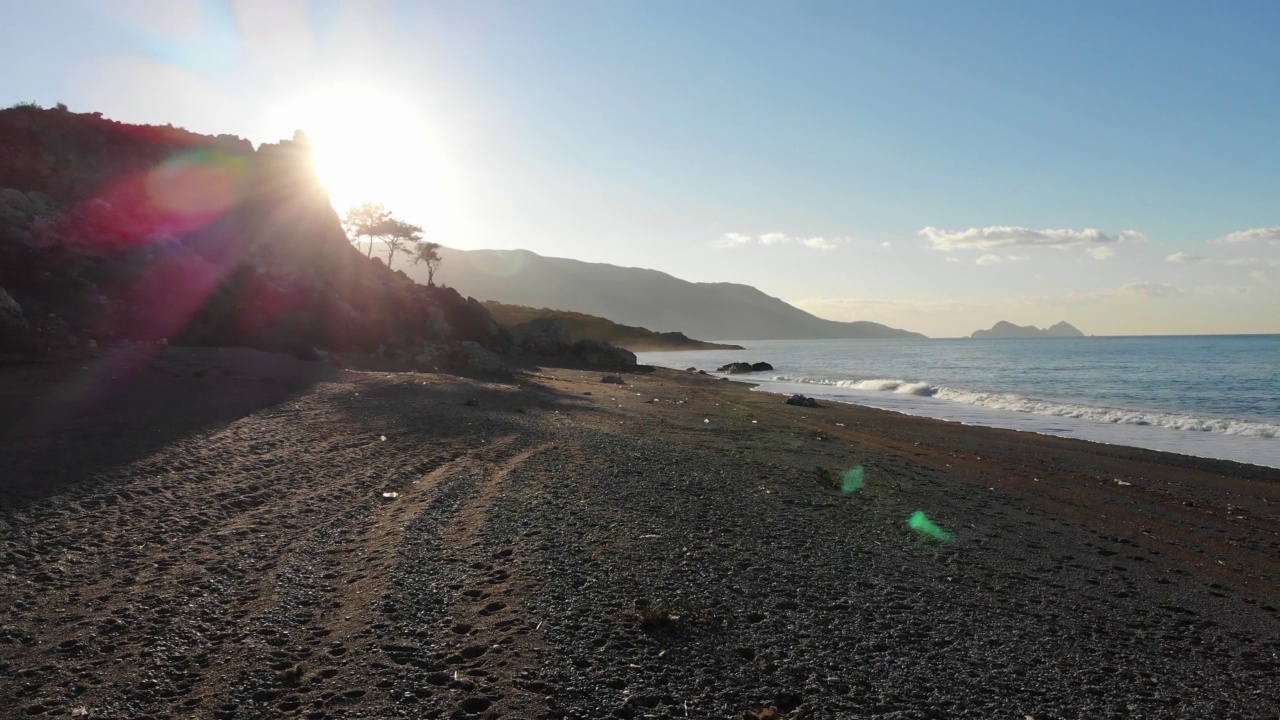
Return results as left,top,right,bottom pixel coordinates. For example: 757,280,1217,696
399,247,926,341
0,106,508,362
970,321,1085,339
483,302,743,352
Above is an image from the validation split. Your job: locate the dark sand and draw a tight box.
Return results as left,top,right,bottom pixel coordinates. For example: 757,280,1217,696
2,347,1277,719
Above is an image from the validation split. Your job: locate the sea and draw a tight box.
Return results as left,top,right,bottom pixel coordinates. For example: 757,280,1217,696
637,335,1280,469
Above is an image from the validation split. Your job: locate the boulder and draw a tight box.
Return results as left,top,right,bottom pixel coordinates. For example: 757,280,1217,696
717,362,755,374
571,339,637,370
458,341,507,376
785,394,820,408
685,367,697,372
0,287,25,329
0,188,31,216
414,341,508,377
512,318,572,356
751,361,773,372
0,287,28,351
601,375,625,384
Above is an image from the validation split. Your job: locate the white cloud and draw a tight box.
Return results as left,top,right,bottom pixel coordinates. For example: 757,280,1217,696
1251,271,1269,282
920,226,1146,251
1018,282,1186,306
975,254,1027,266
714,232,753,248
1088,246,1117,260
1217,226,1280,245
1223,257,1280,267
1166,251,1206,263
1119,282,1184,299
943,256,959,263
716,232,840,250
797,296,988,316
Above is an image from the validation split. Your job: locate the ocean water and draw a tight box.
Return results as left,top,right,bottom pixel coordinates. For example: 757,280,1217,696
637,336,1280,469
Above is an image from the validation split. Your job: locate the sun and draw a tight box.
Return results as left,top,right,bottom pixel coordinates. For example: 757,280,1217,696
273,83,456,221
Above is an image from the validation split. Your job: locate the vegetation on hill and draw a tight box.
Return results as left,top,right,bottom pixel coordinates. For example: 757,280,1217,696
483,302,744,352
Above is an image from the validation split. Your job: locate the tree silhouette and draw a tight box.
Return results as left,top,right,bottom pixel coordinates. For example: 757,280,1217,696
412,241,442,285
343,202,392,259
378,218,423,270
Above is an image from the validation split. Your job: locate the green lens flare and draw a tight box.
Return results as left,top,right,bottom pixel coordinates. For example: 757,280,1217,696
841,466,864,493
908,510,953,543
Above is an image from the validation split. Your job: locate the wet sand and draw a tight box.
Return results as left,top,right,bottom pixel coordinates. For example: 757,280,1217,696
2,347,1278,719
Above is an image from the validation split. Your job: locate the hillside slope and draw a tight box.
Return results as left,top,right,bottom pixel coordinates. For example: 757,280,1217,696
483,302,742,352
0,106,507,358
403,248,926,341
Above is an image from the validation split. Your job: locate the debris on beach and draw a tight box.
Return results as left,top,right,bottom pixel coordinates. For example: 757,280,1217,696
381,491,399,499
601,375,625,384
786,394,820,408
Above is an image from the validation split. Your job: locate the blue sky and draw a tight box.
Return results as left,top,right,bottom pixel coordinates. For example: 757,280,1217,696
2,0,1278,336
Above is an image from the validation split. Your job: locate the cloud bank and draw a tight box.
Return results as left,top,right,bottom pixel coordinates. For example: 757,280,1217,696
1166,251,1205,263
1217,226,1280,245
920,226,1146,251
975,254,1027,266
716,232,839,250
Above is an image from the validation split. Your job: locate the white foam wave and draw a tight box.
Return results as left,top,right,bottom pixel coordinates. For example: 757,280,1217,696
775,375,937,396
769,375,1280,439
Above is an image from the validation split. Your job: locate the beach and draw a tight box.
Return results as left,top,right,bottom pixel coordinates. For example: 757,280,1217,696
2,348,1278,719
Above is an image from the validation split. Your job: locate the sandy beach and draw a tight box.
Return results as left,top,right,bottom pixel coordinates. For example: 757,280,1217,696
2,348,1278,719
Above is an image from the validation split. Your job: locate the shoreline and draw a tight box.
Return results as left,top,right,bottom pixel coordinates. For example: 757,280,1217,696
639,359,1280,470
2,349,1278,718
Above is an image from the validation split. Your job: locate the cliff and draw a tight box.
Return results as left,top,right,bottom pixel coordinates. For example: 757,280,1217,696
970,321,1085,339
0,106,506,360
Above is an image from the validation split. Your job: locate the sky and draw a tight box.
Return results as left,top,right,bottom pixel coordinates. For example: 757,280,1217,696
2,0,1278,337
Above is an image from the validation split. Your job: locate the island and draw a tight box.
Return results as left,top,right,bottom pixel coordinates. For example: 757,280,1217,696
970,320,1085,339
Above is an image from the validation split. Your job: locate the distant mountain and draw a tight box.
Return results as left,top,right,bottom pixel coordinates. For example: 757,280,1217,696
970,321,1085,339
403,247,926,341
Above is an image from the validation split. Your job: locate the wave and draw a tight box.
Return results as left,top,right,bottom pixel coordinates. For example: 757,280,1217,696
769,375,1280,439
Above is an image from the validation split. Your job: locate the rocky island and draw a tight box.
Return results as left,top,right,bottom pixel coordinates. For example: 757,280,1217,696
970,320,1086,339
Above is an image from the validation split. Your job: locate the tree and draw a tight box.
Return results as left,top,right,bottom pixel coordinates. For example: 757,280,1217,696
343,202,392,259
378,218,423,270
412,241,442,285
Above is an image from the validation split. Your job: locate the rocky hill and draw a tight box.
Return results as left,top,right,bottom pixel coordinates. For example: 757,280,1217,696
970,321,1085,339
482,302,743,352
402,247,926,341
0,106,512,367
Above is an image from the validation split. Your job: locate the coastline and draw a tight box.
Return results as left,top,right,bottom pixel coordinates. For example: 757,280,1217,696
637,341,1280,470
2,350,1277,717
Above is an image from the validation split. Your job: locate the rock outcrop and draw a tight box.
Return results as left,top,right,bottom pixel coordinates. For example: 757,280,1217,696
509,318,636,370
511,318,573,356
785,394,821,408
717,361,773,374
0,106,509,362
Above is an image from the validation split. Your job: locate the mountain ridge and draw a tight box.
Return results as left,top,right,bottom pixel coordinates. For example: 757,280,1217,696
402,247,926,341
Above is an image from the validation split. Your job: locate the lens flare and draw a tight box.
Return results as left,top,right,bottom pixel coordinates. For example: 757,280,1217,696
908,510,953,543
841,466,864,493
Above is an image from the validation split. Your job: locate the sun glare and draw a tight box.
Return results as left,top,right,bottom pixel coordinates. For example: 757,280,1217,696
272,84,456,223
